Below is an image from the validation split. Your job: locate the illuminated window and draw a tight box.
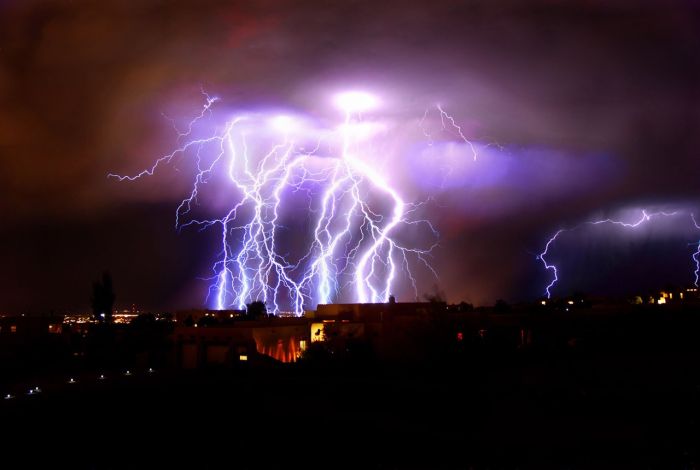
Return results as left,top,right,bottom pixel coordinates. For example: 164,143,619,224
310,322,325,342
239,355,248,361
10,325,16,333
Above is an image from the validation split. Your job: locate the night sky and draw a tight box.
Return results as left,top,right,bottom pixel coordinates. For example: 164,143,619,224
2,0,700,313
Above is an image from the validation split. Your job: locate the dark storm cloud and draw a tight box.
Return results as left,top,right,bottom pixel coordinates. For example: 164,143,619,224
1,0,700,311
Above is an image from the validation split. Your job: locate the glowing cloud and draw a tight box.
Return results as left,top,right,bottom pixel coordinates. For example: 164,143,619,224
109,91,437,314
333,91,380,113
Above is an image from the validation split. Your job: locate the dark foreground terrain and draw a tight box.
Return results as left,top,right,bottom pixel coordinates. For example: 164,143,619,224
1,351,699,469
2,308,700,469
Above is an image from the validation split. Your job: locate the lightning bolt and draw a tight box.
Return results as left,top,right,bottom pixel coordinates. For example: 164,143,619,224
417,105,480,161
436,104,479,161
691,214,700,287
109,91,438,314
538,209,700,298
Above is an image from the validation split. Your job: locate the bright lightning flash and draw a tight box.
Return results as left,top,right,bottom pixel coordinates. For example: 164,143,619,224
109,91,438,314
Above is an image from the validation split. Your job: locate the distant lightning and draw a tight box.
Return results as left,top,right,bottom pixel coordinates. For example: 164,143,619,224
109,91,439,314
691,213,700,287
538,209,700,298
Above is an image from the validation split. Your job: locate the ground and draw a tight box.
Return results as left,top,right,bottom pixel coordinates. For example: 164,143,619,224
1,342,699,468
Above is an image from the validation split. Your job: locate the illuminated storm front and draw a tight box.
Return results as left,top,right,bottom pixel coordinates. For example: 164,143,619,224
110,90,700,312
110,91,439,314
538,209,700,298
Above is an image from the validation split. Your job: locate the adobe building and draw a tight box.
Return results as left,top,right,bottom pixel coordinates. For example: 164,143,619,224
172,317,309,368
311,299,450,362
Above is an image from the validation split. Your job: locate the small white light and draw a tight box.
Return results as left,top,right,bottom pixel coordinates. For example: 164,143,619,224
333,91,380,113
270,115,297,133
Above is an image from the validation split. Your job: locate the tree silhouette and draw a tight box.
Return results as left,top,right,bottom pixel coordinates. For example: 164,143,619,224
91,271,116,324
457,301,473,312
423,284,446,303
246,300,267,320
494,299,511,313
